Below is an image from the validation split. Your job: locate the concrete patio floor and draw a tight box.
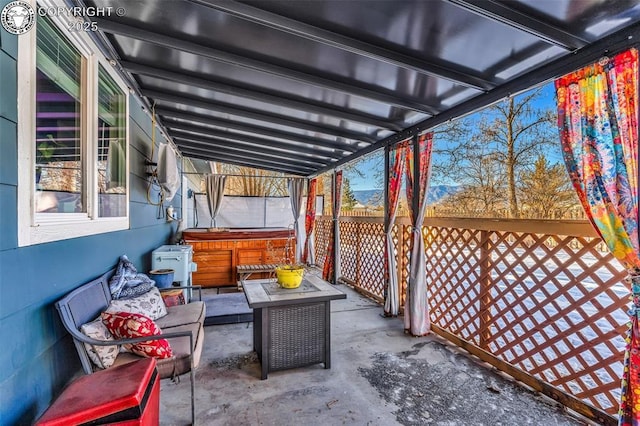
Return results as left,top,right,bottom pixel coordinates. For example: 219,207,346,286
159,284,589,425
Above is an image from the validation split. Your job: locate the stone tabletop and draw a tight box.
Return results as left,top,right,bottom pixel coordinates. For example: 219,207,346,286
243,273,346,308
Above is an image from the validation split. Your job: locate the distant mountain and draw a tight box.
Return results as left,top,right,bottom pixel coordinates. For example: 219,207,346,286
427,185,461,204
352,189,383,206
353,185,460,206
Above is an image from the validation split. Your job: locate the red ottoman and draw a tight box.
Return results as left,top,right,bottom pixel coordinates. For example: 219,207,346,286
36,358,159,426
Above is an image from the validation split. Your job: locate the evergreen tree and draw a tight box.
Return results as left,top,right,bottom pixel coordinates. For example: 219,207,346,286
518,155,578,219
341,177,358,211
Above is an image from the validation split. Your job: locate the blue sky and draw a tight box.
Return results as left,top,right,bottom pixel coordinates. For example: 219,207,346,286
347,155,384,191
347,81,559,192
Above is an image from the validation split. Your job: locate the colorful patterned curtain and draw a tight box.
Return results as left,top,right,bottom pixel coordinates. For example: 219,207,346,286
404,133,434,336
384,140,410,316
302,178,318,265
555,48,639,424
323,171,343,282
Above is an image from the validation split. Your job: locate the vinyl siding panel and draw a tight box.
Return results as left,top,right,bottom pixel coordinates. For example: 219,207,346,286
0,117,17,185
0,184,17,250
0,50,16,122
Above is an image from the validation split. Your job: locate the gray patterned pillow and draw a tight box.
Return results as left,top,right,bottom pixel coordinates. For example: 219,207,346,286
80,318,119,369
105,286,168,320
117,281,155,299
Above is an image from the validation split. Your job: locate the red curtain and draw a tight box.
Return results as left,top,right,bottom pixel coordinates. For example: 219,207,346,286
323,171,343,282
302,178,318,264
384,140,410,316
404,133,434,336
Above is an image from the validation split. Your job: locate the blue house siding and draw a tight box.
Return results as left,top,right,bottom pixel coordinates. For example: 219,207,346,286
0,23,18,253
0,31,181,423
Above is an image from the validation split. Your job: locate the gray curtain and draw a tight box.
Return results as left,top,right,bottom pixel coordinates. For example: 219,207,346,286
288,178,305,262
404,133,433,336
383,141,409,316
206,174,227,227
303,178,318,265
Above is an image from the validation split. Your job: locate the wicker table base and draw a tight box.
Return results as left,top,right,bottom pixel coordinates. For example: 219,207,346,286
243,275,346,379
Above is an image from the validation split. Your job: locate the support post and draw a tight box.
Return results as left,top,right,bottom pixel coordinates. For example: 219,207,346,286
333,170,340,284
412,134,420,224
355,222,362,285
479,229,492,349
383,145,390,303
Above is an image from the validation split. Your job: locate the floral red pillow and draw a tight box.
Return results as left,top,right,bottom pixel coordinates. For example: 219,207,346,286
101,311,173,359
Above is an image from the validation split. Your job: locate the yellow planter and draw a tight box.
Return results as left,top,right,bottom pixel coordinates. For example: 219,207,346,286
275,266,305,289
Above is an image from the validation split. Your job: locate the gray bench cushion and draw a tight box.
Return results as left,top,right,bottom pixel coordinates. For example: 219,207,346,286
156,301,205,330
112,321,204,378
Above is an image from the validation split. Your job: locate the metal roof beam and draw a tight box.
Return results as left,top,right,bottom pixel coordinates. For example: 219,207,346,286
157,107,359,153
176,145,321,174
312,22,640,176
179,148,310,175
445,0,588,50
95,18,439,115
122,61,402,130
176,142,318,173
172,134,329,167
188,0,494,91
174,139,328,170
177,139,314,172
145,89,376,143
167,123,341,160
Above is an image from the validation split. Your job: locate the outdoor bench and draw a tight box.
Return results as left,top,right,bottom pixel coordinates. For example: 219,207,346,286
55,268,205,424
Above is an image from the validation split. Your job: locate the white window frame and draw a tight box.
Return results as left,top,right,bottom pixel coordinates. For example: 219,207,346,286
17,0,130,246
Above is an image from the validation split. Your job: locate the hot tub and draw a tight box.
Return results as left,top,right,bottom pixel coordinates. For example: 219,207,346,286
183,228,294,287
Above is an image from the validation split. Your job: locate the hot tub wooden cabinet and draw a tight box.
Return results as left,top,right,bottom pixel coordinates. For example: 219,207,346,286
183,228,294,288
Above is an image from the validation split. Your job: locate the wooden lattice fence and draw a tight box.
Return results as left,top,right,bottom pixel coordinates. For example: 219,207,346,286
339,218,386,301
316,215,628,418
314,217,332,267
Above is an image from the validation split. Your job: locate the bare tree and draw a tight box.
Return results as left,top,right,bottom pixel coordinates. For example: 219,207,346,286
480,90,555,218
436,147,507,216
433,87,555,218
219,164,288,196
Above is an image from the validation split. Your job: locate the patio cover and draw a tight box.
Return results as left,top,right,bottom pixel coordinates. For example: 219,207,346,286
81,0,640,176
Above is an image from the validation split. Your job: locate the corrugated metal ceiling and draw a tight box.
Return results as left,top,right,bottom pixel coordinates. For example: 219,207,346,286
83,0,640,176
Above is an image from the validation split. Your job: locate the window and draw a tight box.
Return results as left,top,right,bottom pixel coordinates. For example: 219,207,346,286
18,11,129,246
35,16,84,214
98,65,126,218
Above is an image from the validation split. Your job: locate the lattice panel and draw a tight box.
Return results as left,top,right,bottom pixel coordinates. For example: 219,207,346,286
314,217,332,267
486,232,627,413
339,220,358,284
339,221,386,298
425,226,628,414
322,216,628,415
425,227,485,344
399,224,412,308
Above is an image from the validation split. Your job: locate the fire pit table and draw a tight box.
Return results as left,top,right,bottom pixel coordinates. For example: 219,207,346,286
243,274,346,379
